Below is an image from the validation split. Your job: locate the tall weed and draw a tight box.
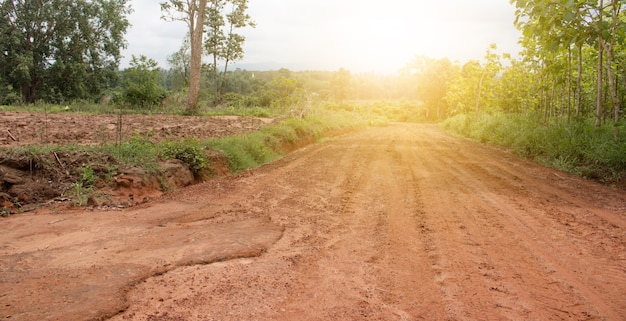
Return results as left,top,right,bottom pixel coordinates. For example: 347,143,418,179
443,112,626,183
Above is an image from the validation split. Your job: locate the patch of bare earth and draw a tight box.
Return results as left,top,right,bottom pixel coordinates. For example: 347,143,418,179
1,123,625,320
0,112,273,146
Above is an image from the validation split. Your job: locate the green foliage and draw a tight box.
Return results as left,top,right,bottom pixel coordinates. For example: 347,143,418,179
331,68,352,102
69,165,97,206
265,75,305,110
166,37,191,91
70,182,90,206
0,0,131,103
259,123,298,143
162,138,208,177
206,134,276,172
0,80,21,105
444,112,626,182
204,110,368,173
120,55,167,109
102,134,160,172
205,0,255,105
80,165,97,188
405,56,458,120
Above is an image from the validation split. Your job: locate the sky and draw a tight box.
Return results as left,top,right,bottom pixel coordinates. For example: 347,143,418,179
121,0,523,74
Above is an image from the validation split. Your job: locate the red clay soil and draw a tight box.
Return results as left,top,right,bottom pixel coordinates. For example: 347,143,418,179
0,112,272,210
1,123,625,320
0,111,273,146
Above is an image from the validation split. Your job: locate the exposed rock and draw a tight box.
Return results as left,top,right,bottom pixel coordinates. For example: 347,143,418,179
159,159,194,190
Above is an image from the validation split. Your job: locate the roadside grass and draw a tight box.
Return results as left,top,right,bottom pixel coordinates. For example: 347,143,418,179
443,112,626,185
0,103,374,195
0,99,425,210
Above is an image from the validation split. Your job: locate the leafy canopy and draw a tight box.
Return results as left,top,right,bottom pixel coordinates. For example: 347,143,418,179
0,0,131,103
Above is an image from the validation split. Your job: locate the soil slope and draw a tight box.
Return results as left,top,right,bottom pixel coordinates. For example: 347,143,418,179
1,123,625,320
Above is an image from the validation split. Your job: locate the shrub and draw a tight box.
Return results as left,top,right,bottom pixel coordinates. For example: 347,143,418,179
120,55,167,109
443,112,626,183
162,138,208,177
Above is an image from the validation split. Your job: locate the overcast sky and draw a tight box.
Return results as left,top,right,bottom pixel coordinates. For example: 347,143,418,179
121,0,522,73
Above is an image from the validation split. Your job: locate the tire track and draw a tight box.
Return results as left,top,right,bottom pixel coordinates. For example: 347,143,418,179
410,125,624,320
99,123,626,320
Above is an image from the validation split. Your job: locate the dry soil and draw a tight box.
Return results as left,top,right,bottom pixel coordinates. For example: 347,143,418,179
1,123,625,320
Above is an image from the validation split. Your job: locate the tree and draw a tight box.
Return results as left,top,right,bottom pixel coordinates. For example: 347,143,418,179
161,0,209,112
0,0,131,103
493,56,535,113
120,55,166,108
512,0,597,119
205,0,226,105
600,0,624,137
596,0,605,127
331,68,351,103
205,0,254,106
406,56,457,120
474,44,502,112
167,36,191,90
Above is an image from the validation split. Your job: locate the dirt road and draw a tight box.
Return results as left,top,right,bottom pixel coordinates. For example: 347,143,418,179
2,123,625,320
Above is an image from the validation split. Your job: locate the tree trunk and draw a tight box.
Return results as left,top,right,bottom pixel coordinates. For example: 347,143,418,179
475,73,484,112
576,43,583,117
567,46,572,122
219,55,231,104
595,0,604,128
213,53,219,106
605,0,621,140
219,26,235,104
21,85,36,104
187,0,208,112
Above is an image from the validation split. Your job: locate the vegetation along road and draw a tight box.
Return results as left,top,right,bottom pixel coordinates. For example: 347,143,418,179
2,123,625,320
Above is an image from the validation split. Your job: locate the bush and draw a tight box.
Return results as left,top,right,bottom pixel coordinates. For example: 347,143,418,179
162,138,208,177
206,137,261,172
102,134,160,172
120,55,167,109
443,112,626,183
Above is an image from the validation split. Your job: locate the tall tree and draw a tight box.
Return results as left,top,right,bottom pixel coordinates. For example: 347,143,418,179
510,0,626,124
601,0,623,137
205,0,226,106
167,35,191,89
0,0,131,103
120,55,166,108
161,0,209,112
219,0,254,101
596,0,605,127
330,67,351,103
205,0,254,105
407,56,456,120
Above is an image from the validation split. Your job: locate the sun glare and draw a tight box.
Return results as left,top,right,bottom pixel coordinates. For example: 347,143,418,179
337,17,439,73
313,1,516,74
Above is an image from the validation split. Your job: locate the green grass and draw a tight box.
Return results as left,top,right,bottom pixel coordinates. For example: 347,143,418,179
1,103,374,197
443,112,626,184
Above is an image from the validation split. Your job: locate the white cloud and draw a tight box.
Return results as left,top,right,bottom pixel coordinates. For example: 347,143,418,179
121,0,187,68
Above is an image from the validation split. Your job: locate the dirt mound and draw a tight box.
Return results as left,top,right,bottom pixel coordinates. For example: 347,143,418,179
0,149,230,214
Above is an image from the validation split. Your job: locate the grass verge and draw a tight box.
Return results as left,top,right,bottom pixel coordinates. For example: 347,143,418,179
443,112,626,186
0,105,375,209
